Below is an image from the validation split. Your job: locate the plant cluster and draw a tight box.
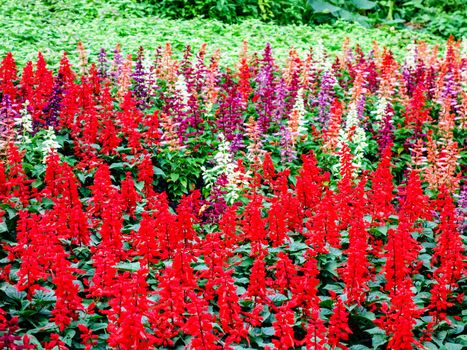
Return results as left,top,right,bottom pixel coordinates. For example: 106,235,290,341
141,0,466,38
0,38,466,349
0,0,445,68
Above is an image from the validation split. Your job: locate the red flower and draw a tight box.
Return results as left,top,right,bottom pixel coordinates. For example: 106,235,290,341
368,144,394,224
77,324,98,350
43,333,67,350
377,279,422,350
272,306,296,350
183,291,220,350
327,296,352,349
0,52,18,99
429,188,465,322
120,171,140,218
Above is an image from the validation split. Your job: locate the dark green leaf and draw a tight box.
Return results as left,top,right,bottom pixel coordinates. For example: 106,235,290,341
114,261,141,272
262,327,275,336
308,0,341,14
351,0,376,10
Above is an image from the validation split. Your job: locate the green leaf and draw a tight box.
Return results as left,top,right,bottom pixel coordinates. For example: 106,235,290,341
153,166,165,176
114,261,141,272
374,225,388,235
41,197,55,208
288,241,308,252
454,335,467,345
351,0,376,10
350,345,371,350
444,343,464,350
109,162,126,170
323,283,343,294
89,323,108,332
5,207,17,219
372,334,387,348
33,289,56,304
262,326,275,336
193,263,208,271
62,329,76,346
366,327,386,335
448,324,464,335
31,179,43,188
270,293,288,304
319,298,334,309
423,221,437,229
235,277,250,285
419,254,432,266
1,283,26,301
135,181,145,191
434,331,448,345
76,172,86,183
309,0,341,14
0,221,7,233
236,286,246,295
240,256,254,268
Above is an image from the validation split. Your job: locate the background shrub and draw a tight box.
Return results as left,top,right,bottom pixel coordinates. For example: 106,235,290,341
140,0,466,38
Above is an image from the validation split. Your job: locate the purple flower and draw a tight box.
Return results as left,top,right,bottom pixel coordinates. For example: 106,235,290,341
402,66,416,96
97,48,108,78
42,74,64,128
357,94,366,121
255,43,278,133
378,103,395,151
216,73,245,153
0,94,19,139
132,47,149,110
317,70,337,126
273,78,287,123
111,46,123,81
202,174,228,223
456,183,467,233
279,124,296,163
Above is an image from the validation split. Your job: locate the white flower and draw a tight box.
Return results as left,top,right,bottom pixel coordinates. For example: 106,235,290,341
340,102,368,170
214,134,234,171
202,134,250,204
345,102,359,131
462,37,467,59
337,127,349,147
15,100,33,144
202,134,234,188
42,126,60,161
352,126,367,169
288,88,307,139
174,74,190,110
314,39,330,70
374,97,388,122
404,43,417,70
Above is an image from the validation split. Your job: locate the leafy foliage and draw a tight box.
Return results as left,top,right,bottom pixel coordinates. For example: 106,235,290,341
0,0,445,68
142,0,466,38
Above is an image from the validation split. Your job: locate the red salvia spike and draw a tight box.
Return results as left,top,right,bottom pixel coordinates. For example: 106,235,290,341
0,52,18,99
368,144,395,225
58,52,76,87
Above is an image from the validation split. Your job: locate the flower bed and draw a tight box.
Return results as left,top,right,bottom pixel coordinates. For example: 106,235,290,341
0,39,466,349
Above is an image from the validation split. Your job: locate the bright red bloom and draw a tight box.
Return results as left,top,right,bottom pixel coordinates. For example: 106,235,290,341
120,171,140,218
77,324,98,350
327,296,352,349
0,52,18,99
272,306,296,350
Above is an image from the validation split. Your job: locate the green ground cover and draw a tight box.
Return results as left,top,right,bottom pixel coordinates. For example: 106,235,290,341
0,0,445,67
